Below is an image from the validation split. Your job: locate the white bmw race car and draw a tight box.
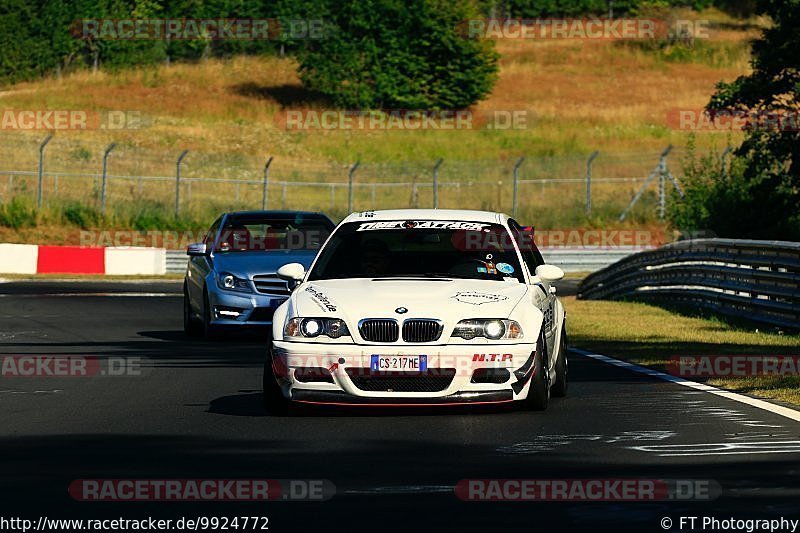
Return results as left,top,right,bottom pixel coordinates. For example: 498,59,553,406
265,209,568,413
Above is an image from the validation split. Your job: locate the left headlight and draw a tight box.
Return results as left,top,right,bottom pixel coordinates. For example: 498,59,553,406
451,319,523,340
284,317,350,339
217,272,252,293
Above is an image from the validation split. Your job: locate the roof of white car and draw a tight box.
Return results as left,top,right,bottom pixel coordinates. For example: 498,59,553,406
342,209,506,224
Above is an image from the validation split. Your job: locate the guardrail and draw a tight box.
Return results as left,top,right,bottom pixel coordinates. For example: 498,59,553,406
166,250,187,275
544,246,654,273
578,239,800,329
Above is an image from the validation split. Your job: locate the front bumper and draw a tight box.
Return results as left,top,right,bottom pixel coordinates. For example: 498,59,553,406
271,340,537,405
208,287,286,326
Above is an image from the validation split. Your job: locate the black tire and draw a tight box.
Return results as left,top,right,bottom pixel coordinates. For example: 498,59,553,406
263,350,291,416
183,284,202,336
523,332,550,411
202,288,218,341
552,327,568,398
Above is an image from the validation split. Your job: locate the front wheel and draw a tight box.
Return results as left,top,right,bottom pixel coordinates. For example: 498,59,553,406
202,289,219,341
263,351,291,416
183,284,201,336
552,327,568,398
523,332,550,411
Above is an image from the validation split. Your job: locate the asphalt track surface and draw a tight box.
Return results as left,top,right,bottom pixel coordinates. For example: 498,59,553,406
1,279,799,533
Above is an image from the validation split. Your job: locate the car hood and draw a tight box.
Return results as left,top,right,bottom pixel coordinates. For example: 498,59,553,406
291,278,529,322
212,250,317,278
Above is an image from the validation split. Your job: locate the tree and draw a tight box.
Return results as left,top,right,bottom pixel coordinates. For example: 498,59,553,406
293,0,499,110
672,0,800,240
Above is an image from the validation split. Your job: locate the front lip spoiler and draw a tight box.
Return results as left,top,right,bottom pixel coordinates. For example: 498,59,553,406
290,389,513,406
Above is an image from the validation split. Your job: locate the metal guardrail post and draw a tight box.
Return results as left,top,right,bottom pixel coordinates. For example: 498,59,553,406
262,156,274,210
100,142,117,216
175,150,189,218
432,158,443,208
37,134,53,209
585,150,599,217
512,157,525,217
347,161,360,213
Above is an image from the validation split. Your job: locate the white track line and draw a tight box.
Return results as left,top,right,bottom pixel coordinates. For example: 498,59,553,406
572,348,800,423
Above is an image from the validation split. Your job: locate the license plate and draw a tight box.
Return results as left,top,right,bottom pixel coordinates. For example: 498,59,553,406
370,354,427,372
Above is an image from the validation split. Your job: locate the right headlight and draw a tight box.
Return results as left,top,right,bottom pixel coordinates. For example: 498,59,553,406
284,317,350,339
451,319,523,340
216,272,252,293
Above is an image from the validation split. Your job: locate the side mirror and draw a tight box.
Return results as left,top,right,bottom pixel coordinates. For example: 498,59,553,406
535,264,564,282
187,242,208,256
277,263,306,283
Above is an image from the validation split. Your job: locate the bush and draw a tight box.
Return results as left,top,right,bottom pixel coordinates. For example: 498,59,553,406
0,197,37,229
294,0,499,110
669,137,800,240
62,203,101,229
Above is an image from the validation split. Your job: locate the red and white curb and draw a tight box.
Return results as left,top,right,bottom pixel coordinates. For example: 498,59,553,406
0,244,166,275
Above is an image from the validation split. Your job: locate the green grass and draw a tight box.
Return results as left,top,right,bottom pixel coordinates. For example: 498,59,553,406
565,296,800,405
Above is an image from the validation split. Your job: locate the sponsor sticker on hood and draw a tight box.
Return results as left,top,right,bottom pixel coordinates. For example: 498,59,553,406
304,285,337,312
451,291,510,305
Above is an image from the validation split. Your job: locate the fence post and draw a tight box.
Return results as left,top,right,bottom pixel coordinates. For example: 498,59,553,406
720,145,732,179
37,134,53,208
619,145,672,221
262,156,274,210
347,161,360,213
432,159,444,208
100,142,117,216
512,157,525,217
175,149,189,218
585,150,599,217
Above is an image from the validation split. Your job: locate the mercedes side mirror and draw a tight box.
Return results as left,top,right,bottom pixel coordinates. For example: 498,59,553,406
186,242,208,256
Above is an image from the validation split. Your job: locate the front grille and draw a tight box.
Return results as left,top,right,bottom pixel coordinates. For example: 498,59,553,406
359,319,399,342
253,276,290,296
346,368,456,392
402,319,442,343
249,307,276,322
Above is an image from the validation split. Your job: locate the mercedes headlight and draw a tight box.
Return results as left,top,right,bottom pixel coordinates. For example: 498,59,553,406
285,318,350,339
217,272,252,293
451,319,523,340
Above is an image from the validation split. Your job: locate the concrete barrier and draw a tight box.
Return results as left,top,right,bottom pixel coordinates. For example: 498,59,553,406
0,243,38,274
105,247,167,275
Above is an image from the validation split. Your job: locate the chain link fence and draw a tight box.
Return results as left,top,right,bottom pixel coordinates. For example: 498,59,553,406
0,132,688,225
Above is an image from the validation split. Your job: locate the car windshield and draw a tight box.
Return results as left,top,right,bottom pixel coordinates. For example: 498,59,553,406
308,220,525,282
215,215,331,252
